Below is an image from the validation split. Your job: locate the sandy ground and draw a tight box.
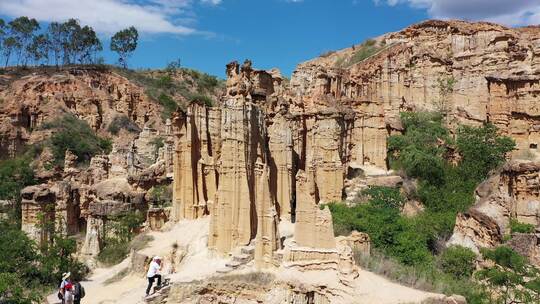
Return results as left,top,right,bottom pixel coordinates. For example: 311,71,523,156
47,218,228,304
47,218,444,304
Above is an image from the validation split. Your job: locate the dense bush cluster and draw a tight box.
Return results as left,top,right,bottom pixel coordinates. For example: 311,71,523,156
117,68,221,119
43,114,112,165
98,210,146,266
107,115,141,135
329,187,432,265
329,112,519,303
0,219,88,304
510,219,535,234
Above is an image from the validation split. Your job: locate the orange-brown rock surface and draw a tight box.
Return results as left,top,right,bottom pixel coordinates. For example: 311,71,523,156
2,66,215,261
448,160,540,264
168,20,540,271
0,67,164,157
7,20,540,285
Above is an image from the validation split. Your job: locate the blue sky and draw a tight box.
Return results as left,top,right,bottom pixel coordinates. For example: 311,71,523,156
1,0,539,77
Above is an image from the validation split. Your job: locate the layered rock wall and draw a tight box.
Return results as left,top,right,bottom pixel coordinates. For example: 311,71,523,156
449,161,540,257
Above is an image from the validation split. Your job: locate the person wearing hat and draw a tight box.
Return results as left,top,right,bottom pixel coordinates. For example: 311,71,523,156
58,272,72,304
145,256,162,297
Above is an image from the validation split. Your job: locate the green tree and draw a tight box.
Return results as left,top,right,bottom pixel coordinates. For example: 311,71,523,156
76,25,102,64
477,246,539,304
439,245,476,279
149,185,172,206
60,19,82,64
0,18,5,56
457,123,515,181
98,210,145,265
27,33,50,65
110,26,138,68
2,37,20,67
47,22,65,66
0,155,36,221
8,16,40,66
0,221,41,303
44,114,112,165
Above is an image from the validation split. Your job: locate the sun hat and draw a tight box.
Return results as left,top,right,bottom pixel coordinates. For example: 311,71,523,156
62,272,71,280
153,256,161,261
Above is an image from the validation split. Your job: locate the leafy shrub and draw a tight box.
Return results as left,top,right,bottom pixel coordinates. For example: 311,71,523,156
354,250,488,303
439,245,476,279
0,153,37,221
97,242,129,267
0,219,87,303
44,114,112,165
457,124,516,181
149,185,172,207
107,115,141,135
98,210,146,266
346,39,381,67
477,246,540,303
149,137,165,156
158,93,178,119
165,58,181,74
328,187,432,266
190,93,214,107
184,68,220,92
510,219,535,234
0,155,35,202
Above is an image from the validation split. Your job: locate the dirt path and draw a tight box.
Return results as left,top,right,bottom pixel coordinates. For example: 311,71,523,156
47,218,444,304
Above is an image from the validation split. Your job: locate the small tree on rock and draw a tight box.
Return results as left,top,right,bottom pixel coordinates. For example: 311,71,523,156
110,26,138,69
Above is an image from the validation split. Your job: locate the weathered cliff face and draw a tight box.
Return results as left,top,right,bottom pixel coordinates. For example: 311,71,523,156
170,19,539,272
1,67,194,262
448,160,540,264
0,67,164,157
292,20,540,160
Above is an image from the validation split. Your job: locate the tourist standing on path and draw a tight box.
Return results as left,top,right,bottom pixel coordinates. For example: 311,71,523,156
146,256,162,297
73,279,85,304
58,272,72,304
59,272,75,304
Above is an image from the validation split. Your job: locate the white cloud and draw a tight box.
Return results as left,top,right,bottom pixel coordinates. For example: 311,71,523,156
0,0,222,34
201,0,222,5
376,0,540,26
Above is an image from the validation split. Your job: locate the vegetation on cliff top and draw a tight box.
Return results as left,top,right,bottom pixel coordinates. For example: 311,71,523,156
0,16,138,68
116,66,222,119
0,15,222,121
334,39,386,68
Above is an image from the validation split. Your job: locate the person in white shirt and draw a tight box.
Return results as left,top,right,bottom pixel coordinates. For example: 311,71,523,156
145,256,162,296
58,272,71,304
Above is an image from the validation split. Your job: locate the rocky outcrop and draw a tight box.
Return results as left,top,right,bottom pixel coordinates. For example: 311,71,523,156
448,161,540,260
0,67,164,158
292,20,540,161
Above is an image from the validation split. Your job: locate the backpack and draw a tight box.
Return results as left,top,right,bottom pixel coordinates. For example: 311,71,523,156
74,283,86,299
80,284,86,299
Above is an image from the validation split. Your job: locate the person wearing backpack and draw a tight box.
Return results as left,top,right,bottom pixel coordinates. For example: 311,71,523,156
73,279,85,304
58,272,72,304
63,281,75,304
